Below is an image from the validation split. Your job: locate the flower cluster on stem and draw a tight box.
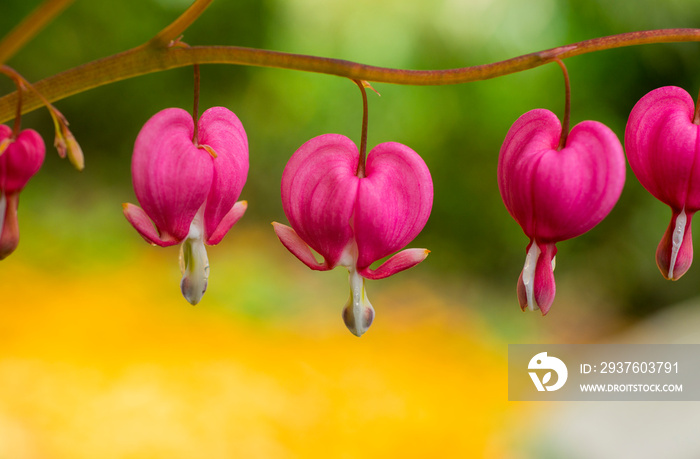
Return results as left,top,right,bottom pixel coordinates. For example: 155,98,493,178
3,0,700,329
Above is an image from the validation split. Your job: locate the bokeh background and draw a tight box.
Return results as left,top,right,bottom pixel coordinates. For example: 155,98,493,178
2,0,700,457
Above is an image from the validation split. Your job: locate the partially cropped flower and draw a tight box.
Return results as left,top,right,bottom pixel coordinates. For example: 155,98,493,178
498,109,626,314
625,86,700,280
0,124,45,259
273,134,433,336
123,107,248,304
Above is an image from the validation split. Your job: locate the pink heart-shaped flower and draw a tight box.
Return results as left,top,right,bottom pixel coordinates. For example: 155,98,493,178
625,86,700,280
276,133,432,277
274,133,433,336
499,109,625,314
125,107,249,247
499,109,626,243
123,106,249,305
0,124,45,260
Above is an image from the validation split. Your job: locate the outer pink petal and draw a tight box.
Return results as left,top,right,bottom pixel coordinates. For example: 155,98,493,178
498,109,625,242
354,142,433,270
206,200,247,245
0,127,45,193
272,222,330,271
358,248,429,280
122,203,179,247
132,108,213,242
281,134,359,268
198,107,249,240
625,86,700,211
498,109,562,237
533,120,625,241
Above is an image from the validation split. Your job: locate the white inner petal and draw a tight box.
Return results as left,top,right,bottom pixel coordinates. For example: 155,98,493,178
0,192,6,238
179,218,209,305
343,267,375,337
522,242,541,312
668,208,687,280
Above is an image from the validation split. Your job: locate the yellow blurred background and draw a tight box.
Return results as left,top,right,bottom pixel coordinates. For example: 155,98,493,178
2,216,531,458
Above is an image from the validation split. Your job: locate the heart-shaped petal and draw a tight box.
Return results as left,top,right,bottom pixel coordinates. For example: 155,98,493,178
499,110,561,238
625,86,700,211
280,134,359,268
499,109,625,242
355,142,433,270
197,107,249,243
131,108,214,242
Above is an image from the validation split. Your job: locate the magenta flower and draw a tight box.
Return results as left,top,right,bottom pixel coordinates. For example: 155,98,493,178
123,107,248,304
625,86,700,280
273,134,433,336
0,125,45,259
498,109,626,314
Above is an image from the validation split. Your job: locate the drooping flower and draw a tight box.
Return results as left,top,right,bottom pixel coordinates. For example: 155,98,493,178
123,107,248,304
0,124,45,259
273,134,433,336
498,109,626,314
625,86,700,280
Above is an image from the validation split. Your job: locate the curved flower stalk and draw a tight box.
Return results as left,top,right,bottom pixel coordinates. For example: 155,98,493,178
625,86,700,280
123,107,248,304
498,109,626,314
0,124,45,259
0,65,83,170
273,134,433,337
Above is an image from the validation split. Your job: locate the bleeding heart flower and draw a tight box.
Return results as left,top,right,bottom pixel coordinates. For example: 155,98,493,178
625,86,700,280
123,107,248,304
273,134,433,336
0,124,45,259
498,109,625,314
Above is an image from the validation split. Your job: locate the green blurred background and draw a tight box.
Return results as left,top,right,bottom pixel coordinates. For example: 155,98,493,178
2,0,700,457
